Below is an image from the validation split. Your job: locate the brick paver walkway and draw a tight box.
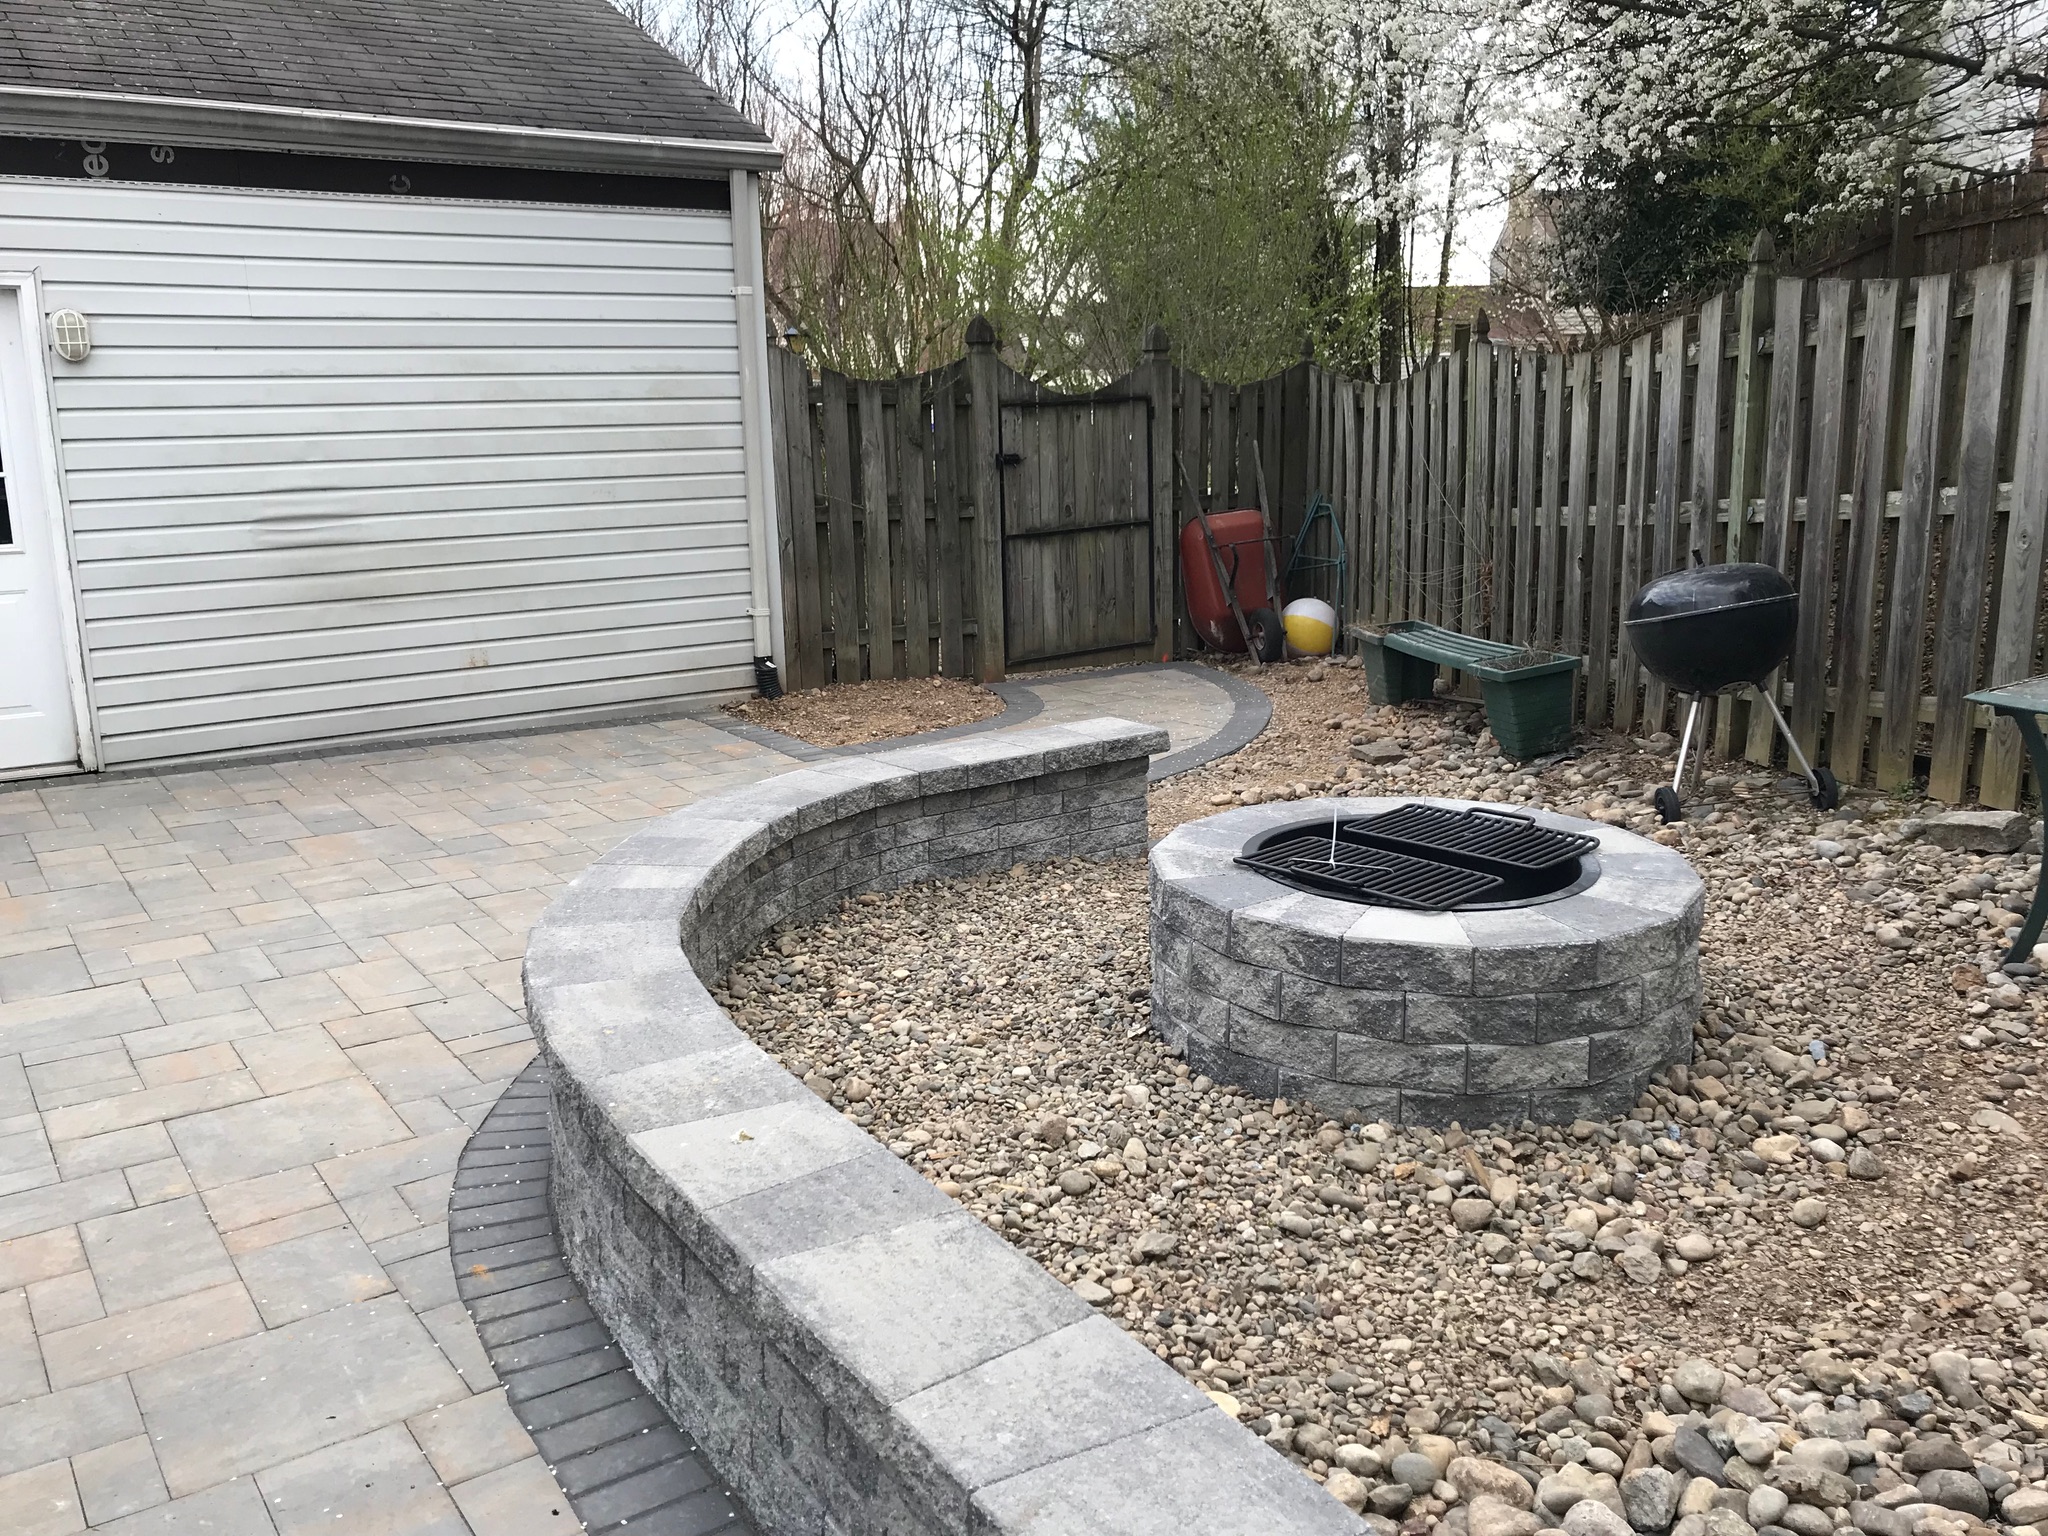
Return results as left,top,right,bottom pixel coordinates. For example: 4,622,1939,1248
0,717,790,1533
0,663,1252,1532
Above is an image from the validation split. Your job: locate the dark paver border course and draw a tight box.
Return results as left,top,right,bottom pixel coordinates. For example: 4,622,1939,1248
524,718,1364,1536
451,1062,752,1533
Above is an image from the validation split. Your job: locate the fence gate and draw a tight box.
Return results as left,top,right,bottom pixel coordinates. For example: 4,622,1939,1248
998,395,1155,667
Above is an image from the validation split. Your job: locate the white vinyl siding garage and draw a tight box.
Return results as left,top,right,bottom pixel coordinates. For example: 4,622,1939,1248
0,177,750,766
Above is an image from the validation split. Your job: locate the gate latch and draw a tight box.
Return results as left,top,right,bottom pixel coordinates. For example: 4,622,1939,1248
996,450,1024,467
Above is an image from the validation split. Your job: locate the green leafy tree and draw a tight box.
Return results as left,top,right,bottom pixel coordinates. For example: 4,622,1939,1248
1544,53,1905,313
1057,21,1382,382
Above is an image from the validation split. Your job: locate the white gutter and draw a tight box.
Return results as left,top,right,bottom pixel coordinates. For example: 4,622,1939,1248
0,83,782,176
728,168,784,682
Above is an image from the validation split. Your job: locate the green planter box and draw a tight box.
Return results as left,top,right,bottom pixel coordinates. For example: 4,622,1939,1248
1469,654,1581,759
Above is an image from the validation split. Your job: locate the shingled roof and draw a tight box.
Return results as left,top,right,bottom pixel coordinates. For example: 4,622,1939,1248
0,0,770,151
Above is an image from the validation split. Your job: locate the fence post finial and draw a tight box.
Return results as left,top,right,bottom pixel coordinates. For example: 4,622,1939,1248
1474,308,1491,341
965,314,999,350
1142,323,1171,360
1749,228,1778,266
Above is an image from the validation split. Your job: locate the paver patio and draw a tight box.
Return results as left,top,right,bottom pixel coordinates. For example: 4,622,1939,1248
0,715,791,1533
0,667,1246,1532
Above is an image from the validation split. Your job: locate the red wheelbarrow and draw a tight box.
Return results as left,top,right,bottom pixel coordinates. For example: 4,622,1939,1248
1176,451,1285,662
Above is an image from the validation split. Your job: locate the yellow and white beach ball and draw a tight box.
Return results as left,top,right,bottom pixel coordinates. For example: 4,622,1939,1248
1282,597,1336,657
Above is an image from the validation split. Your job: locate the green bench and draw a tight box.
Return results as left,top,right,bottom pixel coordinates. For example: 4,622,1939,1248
1350,621,1581,760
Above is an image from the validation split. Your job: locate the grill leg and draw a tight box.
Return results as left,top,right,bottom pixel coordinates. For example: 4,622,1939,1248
1754,687,1819,793
1671,698,1703,792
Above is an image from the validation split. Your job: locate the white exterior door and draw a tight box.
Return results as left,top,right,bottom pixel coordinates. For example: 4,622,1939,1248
0,285,81,773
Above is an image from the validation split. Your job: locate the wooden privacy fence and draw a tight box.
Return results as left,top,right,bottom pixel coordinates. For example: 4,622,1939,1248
766,243,2048,808
764,324,1173,689
765,321,1369,690
1331,241,2048,810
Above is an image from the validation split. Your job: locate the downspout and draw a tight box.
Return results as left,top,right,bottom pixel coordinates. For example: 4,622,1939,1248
729,168,785,696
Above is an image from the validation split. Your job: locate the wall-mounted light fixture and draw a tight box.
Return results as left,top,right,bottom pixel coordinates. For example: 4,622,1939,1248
50,309,91,363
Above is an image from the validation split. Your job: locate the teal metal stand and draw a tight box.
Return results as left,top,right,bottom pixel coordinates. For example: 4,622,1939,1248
1285,493,1347,624
1966,678,2048,965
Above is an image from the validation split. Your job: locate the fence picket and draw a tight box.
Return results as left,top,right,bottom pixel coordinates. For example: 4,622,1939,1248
1537,353,1565,650
1400,374,1417,626
1615,331,1656,733
897,375,934,677
820,371,860,682
1689,296,1725,572
1832,280,1901,781
1491,346,1514,641
1929,263,2015,800
1563,350,1594,661
1984,263,2048,807
776,351,827,691
1465,340,1492,632
1587,344,1623,726
1876,273,1955,788
856,381,895,680
1790,281,1852,762
1444,354,1466,630
1743,276,1809,763
1514,352,1539,645
931,368,967,677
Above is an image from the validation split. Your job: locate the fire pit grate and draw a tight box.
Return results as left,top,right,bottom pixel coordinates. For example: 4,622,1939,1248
1235,803,1600,911
1348,803,1598,871
1236,831,1504,910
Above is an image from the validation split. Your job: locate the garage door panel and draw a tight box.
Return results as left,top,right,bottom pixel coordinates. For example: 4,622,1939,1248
80,518,747,592
73,491,745,555
68,468,749,536
98,658,758,765
65,418,741,473
64,395,725,441
89,584,751,678
56,370,741,414
6,178,754,763
96,629,753,734
94,607,754,707
61,345,739,382
83,567,749,650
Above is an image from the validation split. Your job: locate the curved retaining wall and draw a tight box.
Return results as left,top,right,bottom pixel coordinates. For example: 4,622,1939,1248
1150,799,1705,1128
524,720,1362,1536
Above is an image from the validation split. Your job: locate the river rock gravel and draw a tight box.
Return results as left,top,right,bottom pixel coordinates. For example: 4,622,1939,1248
718,658,2048,1533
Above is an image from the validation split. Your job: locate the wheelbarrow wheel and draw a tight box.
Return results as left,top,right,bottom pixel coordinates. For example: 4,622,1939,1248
1809,766,1840,813
1652,786,1684,824
1246,608,1285,663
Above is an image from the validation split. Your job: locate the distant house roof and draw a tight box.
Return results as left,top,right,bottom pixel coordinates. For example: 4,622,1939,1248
0,0,777,175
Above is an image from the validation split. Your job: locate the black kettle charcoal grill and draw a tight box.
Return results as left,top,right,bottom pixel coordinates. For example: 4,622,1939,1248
1623,562,1839,823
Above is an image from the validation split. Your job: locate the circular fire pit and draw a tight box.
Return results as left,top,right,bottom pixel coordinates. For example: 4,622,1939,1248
1149,797,1704,1127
